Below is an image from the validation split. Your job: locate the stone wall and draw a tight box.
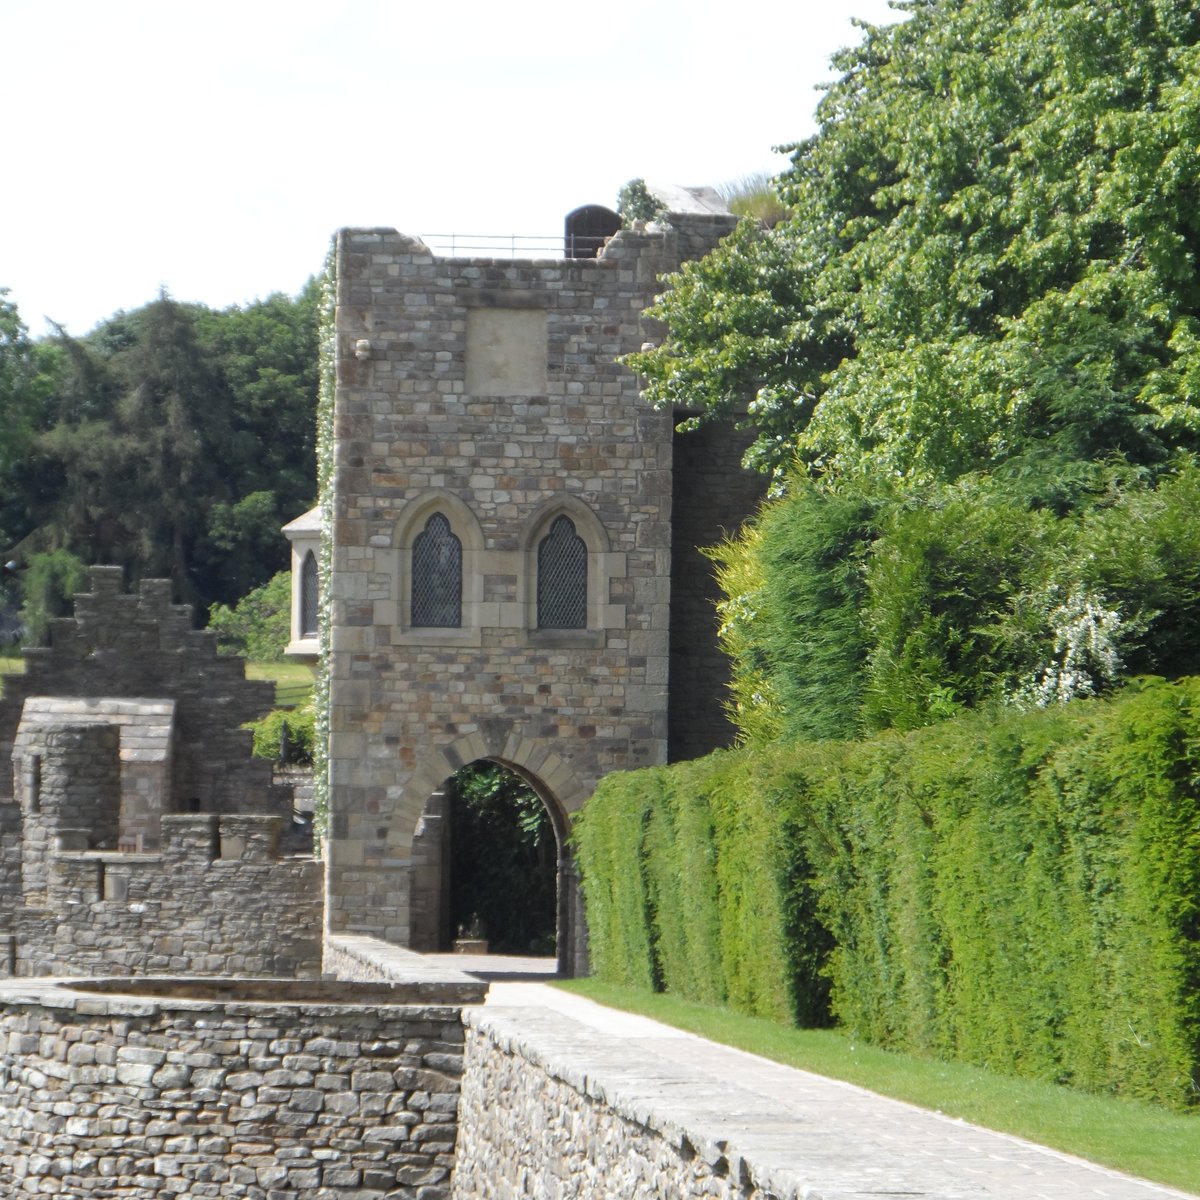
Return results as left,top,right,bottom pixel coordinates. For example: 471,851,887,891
0,568,288,822
668,419,768,762
0,978,468,1198
14,813,322,978
323,933,488,1005
454,1008,798,1200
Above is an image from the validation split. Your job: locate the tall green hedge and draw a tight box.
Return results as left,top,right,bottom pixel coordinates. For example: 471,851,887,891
574,678,1200,1107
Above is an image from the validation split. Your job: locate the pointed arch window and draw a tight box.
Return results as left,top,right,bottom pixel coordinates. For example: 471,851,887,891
300,551,320,637
411,513,462,627
537,515,587,629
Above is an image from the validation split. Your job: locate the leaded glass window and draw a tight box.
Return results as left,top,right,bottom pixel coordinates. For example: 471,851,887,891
412,513,462,627
537,515,587,629
300,551,319,637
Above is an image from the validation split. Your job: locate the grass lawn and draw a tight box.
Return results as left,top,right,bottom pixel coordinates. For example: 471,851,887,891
0,650,24,692
245,660,315,708
555,978,1200,1195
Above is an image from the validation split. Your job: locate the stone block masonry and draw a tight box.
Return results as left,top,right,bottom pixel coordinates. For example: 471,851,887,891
0,568,320,978
0,977,469,1199
16,813,323,978
455,1008,778,1200
0,567,289,825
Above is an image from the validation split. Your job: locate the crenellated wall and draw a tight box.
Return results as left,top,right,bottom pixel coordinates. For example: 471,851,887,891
0,569,320,978
0,568,289,823
14,809,322,978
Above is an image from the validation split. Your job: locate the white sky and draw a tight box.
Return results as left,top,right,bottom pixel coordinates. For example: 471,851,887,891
2,0,901,336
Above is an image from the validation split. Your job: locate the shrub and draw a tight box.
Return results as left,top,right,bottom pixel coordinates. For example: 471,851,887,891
249,705,315,765
576,678,1200,1107
207,570,291,661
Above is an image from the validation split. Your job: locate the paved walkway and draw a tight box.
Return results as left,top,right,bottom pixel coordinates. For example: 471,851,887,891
431,954,1198,1200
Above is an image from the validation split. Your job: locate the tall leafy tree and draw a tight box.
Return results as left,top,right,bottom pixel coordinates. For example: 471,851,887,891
629,0,1200,488
3,284,318,623
631,0,1200,740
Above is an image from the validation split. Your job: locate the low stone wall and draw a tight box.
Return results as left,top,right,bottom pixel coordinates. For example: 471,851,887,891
323,933,487,1004
14,814,322,978
454,1008,798,1200
0,977,468,1198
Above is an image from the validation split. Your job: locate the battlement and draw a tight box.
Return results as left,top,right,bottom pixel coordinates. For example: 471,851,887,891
0,568,284,821
0,571,319,980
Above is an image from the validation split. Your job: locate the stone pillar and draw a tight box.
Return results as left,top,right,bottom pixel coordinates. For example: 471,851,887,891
410,790,450,952
558,856,587,979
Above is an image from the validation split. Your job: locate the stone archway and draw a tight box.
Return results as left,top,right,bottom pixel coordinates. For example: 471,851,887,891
399,730,587,976
410,758,569,969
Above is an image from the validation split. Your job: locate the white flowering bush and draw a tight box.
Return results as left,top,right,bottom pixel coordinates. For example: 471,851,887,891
1015,588,1125,708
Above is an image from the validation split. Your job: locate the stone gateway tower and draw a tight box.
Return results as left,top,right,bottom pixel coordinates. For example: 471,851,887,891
323,192,766,972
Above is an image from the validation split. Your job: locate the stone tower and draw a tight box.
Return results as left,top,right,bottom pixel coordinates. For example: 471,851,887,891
324,192,766,972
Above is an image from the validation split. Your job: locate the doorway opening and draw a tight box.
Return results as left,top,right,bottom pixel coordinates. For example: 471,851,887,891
448,761,557,956
410,759,565,964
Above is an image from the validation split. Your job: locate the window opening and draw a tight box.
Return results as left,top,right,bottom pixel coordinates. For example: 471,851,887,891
412,513,463,627
300,551,320,637
537,515,587,629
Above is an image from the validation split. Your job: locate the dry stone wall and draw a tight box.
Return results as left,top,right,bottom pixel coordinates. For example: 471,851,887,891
15,813,322,978
0,978,468,1198
0,569,319,979
0,568,288,823
455,1009,782,1200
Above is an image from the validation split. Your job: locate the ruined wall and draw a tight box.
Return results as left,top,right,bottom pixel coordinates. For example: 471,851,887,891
13,811,321,978
0,979,467,1199
0,567,287,823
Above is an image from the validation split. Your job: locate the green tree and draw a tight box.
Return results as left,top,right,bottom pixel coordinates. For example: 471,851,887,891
628,0,1200,739
207,570,292,662
5,284,318,619
0,291,57,553
448,764,557,956
18,548,89,645
628,0,1200,485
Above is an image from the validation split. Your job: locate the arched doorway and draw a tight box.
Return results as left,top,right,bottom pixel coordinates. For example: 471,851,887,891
409,758,576,973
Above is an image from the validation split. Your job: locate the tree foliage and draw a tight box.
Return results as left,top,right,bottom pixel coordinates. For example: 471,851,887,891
448,764,557,956
629,0,1200,738
719,460,1200,740
0,284,318,625
629,0,1200,484
207,570,292,662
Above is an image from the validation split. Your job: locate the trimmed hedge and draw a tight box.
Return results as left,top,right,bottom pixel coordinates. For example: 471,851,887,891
574,678,1200,1107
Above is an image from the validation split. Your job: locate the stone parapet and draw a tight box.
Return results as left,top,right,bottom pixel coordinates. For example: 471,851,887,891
0,977,468,1199
15,813,321,978
324,934,489,1004
454,1007,808,1200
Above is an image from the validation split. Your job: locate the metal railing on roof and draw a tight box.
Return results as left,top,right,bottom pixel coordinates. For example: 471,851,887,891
416,233,612,260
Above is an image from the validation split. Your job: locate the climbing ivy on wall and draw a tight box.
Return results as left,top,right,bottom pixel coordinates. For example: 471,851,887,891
311,241,337,841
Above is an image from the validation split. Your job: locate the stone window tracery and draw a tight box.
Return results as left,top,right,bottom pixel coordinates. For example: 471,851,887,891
411,513,462,628
537,515,587,629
